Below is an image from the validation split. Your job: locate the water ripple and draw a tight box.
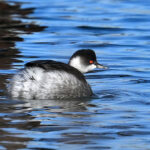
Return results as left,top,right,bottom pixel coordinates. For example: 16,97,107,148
0,0,150,149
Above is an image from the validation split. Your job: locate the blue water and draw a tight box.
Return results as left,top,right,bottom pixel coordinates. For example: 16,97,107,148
0,0,150,149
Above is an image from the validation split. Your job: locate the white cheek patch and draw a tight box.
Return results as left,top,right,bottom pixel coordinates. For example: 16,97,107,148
69,56,96,73
69,56,82,71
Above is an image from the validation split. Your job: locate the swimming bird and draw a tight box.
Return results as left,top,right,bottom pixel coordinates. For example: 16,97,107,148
8,49,107,99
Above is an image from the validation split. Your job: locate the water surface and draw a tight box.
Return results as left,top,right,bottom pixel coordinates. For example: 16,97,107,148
0,0,150,149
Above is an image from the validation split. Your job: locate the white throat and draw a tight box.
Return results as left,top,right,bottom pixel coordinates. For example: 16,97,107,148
69,56,96,73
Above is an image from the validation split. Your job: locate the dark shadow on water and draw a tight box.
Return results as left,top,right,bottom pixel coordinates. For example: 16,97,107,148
0,98,36,149
0,1,46,96
0,1,47,149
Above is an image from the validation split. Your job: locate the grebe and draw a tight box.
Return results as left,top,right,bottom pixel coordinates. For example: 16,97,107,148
8,49,107,99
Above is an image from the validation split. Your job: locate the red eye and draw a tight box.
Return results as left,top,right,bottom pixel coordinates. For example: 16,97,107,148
89,60,94,64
